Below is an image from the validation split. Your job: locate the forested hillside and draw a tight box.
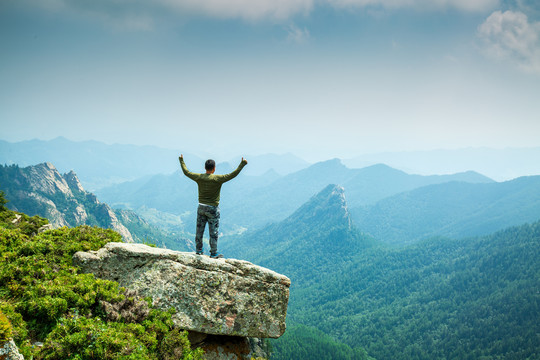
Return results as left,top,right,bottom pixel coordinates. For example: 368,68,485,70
222,184,377,286
277,223,540,359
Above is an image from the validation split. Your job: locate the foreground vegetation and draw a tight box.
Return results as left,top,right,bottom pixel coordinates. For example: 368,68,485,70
0,191,203,359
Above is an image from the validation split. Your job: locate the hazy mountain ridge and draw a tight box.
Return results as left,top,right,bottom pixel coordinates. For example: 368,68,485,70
0,138,310,191
97,158,493,234
351,175,540,245
0,137,194,191
344,147,540,181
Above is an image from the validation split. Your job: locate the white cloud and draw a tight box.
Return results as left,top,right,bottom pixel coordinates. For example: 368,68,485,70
327,0,498,12
158,0,313,21
478,10,540,73
286,24,310,43
32,0,313,23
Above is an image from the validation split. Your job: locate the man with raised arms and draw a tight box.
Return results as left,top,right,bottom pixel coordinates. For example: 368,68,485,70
179,155,248,259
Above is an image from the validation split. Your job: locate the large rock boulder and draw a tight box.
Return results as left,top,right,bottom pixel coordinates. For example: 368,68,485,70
73,242,290,339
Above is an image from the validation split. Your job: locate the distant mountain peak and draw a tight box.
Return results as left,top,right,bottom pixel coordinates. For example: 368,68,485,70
289,184,352,230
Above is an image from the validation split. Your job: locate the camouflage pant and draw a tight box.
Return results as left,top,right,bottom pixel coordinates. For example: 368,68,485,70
195,204,220,255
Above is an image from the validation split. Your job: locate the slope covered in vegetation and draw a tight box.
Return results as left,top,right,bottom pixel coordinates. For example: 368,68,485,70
0,191,202,359
287,222,540,359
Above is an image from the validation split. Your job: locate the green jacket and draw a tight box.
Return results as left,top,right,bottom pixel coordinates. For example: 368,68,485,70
179,157,247,207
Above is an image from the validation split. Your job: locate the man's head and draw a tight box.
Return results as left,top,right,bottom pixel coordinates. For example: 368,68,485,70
205,159,216,173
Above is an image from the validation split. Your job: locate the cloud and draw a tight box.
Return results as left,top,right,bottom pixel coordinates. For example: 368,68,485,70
477,10,540,73
23,0,501,28
286,24,310,43
327,0,498,12
160,0,313,21
31,0,314,24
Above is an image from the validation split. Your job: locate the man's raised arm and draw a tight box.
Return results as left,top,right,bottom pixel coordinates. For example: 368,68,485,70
217,157,248,183
179,154,198,181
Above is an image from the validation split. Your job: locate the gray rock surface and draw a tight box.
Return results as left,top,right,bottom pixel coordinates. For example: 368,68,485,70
0,339,24,360
73,242,290,338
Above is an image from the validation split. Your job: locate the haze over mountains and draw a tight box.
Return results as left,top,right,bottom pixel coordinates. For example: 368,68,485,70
0,138,309,190
3,138,539,245
344,147,540,182
351,176,540,245
2,138,540,186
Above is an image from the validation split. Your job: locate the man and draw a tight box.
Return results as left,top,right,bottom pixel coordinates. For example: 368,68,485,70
179,154,248,259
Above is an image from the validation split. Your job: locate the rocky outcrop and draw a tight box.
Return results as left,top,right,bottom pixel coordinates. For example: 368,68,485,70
0,339,24,360
63,170,85,192
73,242,290,340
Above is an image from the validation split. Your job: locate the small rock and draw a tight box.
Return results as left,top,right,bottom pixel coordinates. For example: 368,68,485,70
38,224,53,233
10,214,22,225
0,339,24,360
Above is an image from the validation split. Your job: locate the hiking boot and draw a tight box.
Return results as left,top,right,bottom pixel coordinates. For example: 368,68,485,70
195,252,203,255
210,254,224,259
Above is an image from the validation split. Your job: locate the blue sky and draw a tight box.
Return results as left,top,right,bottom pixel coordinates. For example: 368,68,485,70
1,0,539,160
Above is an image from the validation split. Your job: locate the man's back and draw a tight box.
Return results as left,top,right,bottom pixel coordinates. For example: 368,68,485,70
179,157,247,206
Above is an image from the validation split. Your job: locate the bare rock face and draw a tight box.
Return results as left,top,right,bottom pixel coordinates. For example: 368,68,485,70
73,242,290,339
63,170,85,193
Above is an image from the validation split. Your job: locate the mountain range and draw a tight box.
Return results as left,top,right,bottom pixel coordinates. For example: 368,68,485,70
0,137,309,190
350,175,540,245
1,147,539,359
343,147,540,181
96,159,494,235
222,184,540,360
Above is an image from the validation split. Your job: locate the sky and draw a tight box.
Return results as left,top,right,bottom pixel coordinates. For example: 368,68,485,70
1,0,539,161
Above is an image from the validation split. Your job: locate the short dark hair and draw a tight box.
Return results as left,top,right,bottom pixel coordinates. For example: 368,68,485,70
205,159,216,171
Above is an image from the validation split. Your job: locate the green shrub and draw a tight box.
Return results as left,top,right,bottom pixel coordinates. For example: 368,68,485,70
37,315,152,360
0,301,31,357
0,310,12,342
0,205,204,359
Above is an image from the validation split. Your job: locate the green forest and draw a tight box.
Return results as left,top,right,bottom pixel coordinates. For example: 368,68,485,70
268,223,540,360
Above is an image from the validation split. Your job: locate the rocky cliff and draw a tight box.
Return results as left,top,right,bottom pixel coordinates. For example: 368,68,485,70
0,163,134,242
74,242,291,358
